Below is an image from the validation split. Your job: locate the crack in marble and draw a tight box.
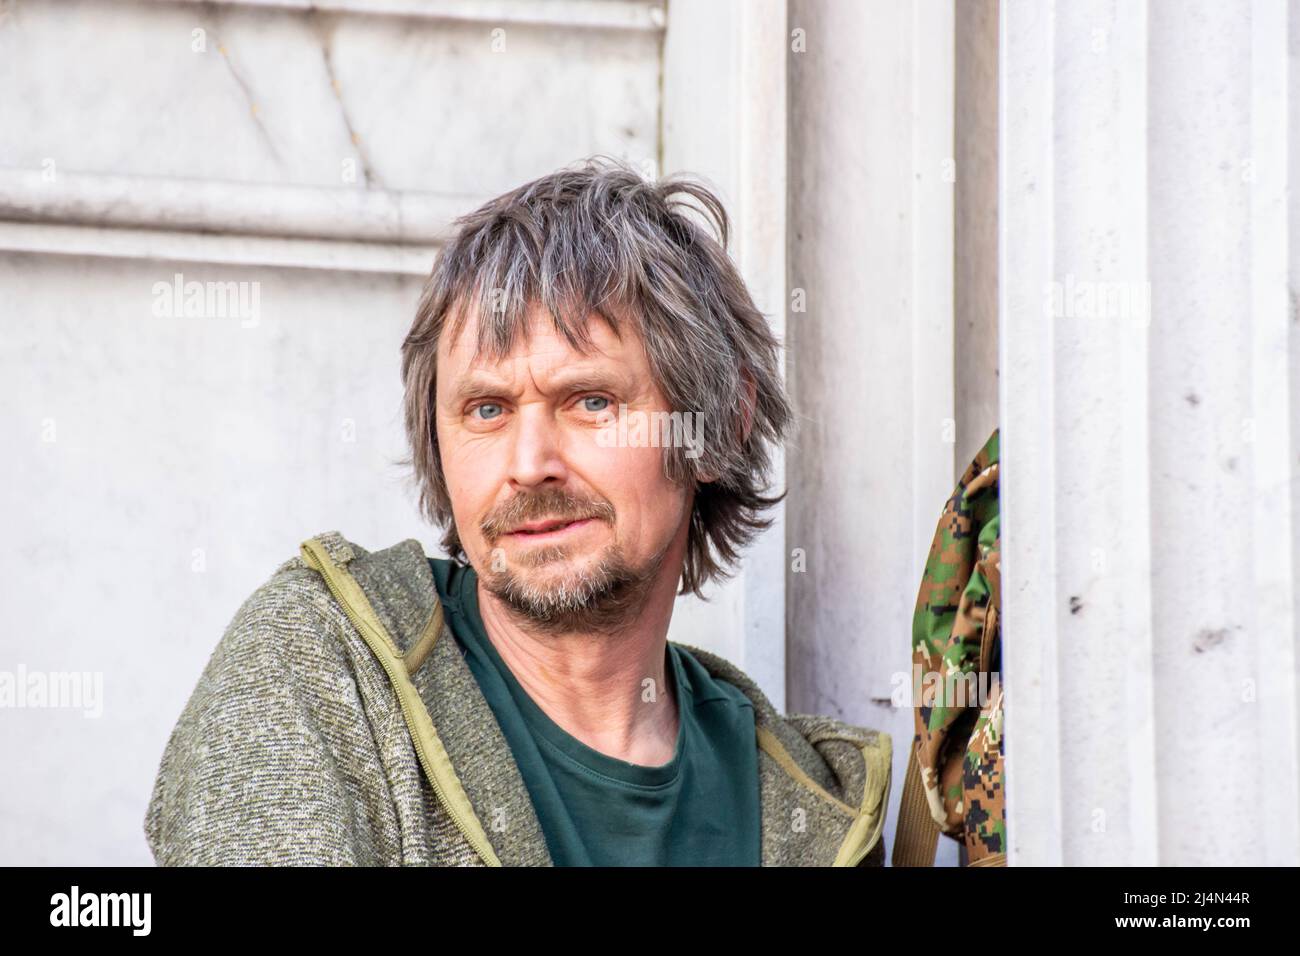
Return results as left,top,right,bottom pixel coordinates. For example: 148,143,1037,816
309,11,383,190
210,12,285,169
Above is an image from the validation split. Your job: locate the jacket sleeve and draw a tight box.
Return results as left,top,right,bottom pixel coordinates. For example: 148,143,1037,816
143,567,399,866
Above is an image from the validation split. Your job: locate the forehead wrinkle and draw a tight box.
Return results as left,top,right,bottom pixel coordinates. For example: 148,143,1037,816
452,361,634,407
441,300,642,406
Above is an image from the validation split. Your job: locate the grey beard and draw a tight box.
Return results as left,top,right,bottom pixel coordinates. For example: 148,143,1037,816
482,540,667,636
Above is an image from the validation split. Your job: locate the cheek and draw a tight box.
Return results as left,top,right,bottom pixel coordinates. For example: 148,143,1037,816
440,434,499,529
580,442,686,537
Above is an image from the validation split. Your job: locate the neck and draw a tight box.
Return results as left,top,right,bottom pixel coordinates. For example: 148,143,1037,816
475,542,686,767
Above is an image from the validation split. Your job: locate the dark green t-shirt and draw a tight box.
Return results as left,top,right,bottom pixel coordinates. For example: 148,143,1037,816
428,557,761,867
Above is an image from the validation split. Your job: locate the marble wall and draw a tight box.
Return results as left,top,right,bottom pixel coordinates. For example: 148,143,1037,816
1,0,678,865
1,0,976,868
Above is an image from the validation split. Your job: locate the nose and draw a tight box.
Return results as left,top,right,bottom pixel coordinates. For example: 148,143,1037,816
505,404,568,490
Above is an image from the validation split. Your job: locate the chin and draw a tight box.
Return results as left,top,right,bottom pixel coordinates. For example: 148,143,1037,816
502,542,607,582
481,541,656,632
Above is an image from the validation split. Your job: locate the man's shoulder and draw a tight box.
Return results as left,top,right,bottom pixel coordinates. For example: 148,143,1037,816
248,530,431,606
212,530,433,674
271,529,430,580
146,528,433,865
670,642,772,715
669,640,888,783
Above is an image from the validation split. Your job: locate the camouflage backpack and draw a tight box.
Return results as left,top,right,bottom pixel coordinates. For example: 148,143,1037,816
893,429,1006,866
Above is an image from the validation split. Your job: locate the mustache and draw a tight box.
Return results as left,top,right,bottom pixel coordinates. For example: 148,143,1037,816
480,488,616,538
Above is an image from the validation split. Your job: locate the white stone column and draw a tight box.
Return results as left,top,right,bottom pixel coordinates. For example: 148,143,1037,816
1001,0,1300,865
661,0,790,705
787,0,958,862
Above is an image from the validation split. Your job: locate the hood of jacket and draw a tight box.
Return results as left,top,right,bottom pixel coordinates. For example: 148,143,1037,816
145,530,890,866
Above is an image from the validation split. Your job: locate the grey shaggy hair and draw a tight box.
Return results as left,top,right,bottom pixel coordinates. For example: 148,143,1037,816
400,156,792,598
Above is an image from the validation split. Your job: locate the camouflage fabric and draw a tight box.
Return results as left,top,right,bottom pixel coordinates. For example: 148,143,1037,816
911,429,1005,863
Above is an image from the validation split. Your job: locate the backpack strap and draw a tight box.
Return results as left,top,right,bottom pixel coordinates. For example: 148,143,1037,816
891,744,941,866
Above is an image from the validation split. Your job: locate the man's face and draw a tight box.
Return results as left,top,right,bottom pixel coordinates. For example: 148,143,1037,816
434,303,692,632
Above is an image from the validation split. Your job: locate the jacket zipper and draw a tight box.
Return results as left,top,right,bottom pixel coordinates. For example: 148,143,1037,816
842,816,886,866
300,540,501,867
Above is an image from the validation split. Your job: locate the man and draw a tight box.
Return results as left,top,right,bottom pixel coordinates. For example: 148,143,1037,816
144,158,891,866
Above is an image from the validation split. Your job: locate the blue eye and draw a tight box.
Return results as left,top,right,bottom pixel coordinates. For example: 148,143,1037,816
582,396,610,413
474,403,503,420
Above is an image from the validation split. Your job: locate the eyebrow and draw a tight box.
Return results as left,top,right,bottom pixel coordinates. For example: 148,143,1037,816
447,369,634,407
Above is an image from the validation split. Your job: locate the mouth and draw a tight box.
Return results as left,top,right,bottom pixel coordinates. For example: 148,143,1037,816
504,517,598,541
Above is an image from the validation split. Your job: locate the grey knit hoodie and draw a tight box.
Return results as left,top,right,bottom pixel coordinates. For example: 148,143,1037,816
144,531,891,866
